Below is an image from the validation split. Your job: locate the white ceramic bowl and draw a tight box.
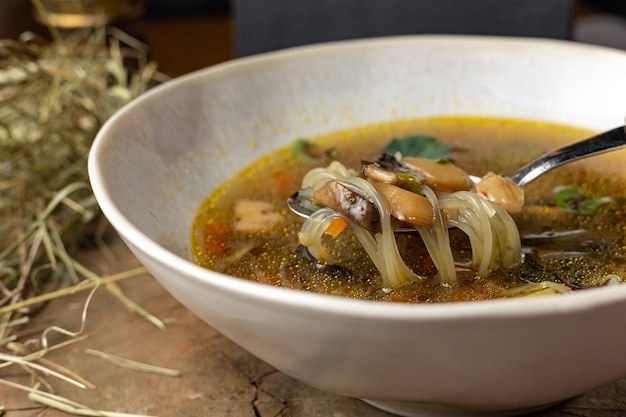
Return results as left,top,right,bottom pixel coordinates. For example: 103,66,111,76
88,36,626,417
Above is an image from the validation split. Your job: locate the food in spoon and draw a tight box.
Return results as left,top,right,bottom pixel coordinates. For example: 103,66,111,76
299,153,521,288
191,117,625,303
475,172,525,213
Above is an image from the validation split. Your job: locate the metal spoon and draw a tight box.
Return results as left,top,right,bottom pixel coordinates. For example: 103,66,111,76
287,125,626,219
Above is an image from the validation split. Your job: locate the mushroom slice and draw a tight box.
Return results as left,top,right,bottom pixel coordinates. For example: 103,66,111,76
361,161,425,194
402,157,473,192
361,163,400,184
475,172,525,213
234,200,284,232
369,180,435,229
313,179,380,232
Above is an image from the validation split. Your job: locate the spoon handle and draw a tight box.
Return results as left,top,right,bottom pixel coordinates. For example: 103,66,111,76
508,125,626,187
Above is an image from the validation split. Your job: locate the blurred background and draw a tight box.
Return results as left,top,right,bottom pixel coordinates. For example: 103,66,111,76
0,0,624,76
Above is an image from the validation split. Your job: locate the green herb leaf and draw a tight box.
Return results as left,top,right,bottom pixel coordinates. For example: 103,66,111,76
384,135,451,160
396,172,424,195
554,186,608,215
603,275,622,286
291,139,338,162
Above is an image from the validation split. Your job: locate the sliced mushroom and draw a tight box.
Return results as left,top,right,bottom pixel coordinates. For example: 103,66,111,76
475,172,525,213
361,163,401,185
369,180,434,229
402,157,473,192
361,161,425,195
313,179,380,231
234,200,285,232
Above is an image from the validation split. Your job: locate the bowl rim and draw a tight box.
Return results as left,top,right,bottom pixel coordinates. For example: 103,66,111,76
88,34,626,321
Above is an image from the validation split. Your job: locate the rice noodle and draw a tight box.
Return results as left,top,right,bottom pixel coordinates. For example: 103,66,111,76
298,166,421,289
440,191,521,275
417,187,458,286
301,161,356,188
297,161,521,290
298,207,341,263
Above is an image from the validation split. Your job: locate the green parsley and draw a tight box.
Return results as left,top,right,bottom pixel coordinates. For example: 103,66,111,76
291,139,338,163
554,185,609,215
384,135,451,159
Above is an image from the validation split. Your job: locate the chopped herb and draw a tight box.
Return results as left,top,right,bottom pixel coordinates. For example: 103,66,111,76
292,139,338,162
384,135,451,160
396,172,424,195
602,275,622,286
554,186,609,215
554,272,582,290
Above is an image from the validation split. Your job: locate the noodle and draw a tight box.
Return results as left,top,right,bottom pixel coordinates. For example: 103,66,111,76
416,187,458,286
298,168,421,290
301,161,356,188
297,161,522,290
299,208,341,263
440,191,521,276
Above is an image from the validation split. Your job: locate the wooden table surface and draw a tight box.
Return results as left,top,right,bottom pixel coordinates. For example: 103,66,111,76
2,8,626,417
3,237,626,417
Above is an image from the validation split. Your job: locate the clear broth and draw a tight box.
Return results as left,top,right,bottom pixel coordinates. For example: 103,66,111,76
191,117,626,303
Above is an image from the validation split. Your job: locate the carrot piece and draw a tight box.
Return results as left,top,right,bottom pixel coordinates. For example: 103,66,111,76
270,172,295,196
201,222,229,256
255,271,284,287
324,217,349,237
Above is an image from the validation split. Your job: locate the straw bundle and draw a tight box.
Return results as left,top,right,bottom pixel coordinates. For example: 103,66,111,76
0,2,169,413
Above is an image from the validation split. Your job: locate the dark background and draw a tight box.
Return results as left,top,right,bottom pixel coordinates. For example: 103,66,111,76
0,1,624,75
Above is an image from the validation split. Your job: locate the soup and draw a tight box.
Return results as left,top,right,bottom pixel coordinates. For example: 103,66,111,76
191,117,626,303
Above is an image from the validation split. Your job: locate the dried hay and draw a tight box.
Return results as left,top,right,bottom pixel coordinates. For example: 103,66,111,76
0,1,174,415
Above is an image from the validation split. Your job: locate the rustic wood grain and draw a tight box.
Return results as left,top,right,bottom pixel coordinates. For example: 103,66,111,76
0,239,391,417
